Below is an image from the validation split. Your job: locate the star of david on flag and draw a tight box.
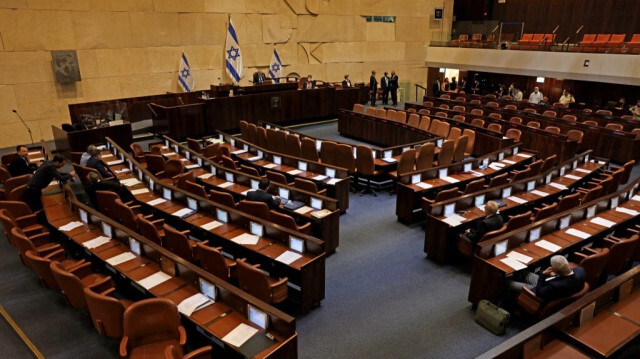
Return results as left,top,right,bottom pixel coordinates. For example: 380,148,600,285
269,47,284,83
178,52,194,92
225,19,243,83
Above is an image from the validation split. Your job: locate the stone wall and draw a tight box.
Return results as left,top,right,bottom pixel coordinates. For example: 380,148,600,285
0,0,452,146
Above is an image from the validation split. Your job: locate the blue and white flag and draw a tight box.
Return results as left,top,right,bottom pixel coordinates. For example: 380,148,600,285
225,19,243,83
178,52,194,92
269,47,284,83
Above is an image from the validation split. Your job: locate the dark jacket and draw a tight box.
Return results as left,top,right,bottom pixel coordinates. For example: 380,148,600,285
86,156,114,180
535,267,586,302
389,75,399,89
467,214,503,243
370,75,378,92
253,72,266,85
342,79,352,87
246,189,281,209
9,155,37,177
432,80,441,97
27,161,73,191
380,76,389,90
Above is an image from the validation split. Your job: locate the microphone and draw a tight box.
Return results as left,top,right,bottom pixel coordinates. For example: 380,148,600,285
178,97,184,105
13,109,34,147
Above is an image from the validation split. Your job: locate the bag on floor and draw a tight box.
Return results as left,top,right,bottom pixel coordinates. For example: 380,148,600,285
474,300,510,335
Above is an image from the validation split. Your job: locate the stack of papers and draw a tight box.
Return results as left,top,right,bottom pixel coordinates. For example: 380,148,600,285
231,233,260,245
287,169,302,175
207,138,223,144
440,176,459,184
200,221,222,230
120,178,141,187
590,217,617,228
565,174,581,180
416,182,433,189
565,228,591,239
102,154,114,159
488,163,505,170
106,160,124,166
381,158,397,163
163,152,177,156
114,168,130,174
535,240,562,252
516,153,532,158
442,214,465,226
294,206,313,214
548,183,568,190
313,175,328,181
178,293,212,316
530,190,549,197
508,196,527,204
231,149,247,155
82,236,111,249
630,195,640,202
500,257,528,271
185,164,200,169
470,170,484,177
616,207,640,216
180,158,189,162
218,182,234,188
106,252,136,266
137,271,172,290
502,160,516,164
172,208,194,218
131,188,149,195
198,173,214,180
507,251,533,264
276,250,303,264
58,221,84,232
247,156,261,162
147,198,167,206
327,178,340,185
222,323,259,347
264,163,278,169
574,168,591,174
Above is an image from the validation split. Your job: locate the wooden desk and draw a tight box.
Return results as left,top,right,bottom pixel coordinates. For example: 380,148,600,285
149,102,206,139
52,123,133,154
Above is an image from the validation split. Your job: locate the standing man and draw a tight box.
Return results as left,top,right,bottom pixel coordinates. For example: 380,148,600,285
253,70,266,85
25,154,75,211
341,74,352,87
9,145,38,177
369,70,378,106
380,72,390,105
528,86,544,104
389,70,399,106
450,77,457,91
432,78,441,97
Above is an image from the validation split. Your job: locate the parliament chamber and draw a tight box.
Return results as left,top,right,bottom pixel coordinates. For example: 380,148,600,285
3,1,640,358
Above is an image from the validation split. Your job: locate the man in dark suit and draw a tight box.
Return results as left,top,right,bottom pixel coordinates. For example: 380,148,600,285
369,70,378,106
380,72,390,105
25,154,75,211
253,70,266,85
246,178,281,209
508,255,586,302
432,78,441,97
462,201,503,244
9,145,38,177
302,75,314,89
389,70,399,106
85,147,115,180
84,171,134,208
341,74,352,87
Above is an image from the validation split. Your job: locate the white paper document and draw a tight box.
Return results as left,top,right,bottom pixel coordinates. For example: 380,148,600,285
147,198,167,206
106,160,124,166
489,163,505,170
500,257,528,271
565,174,581,180
313,175,328,181
530,190,549,197
28,151,40,155
534,240,562,253
416,182,433,190
30,157,45,162
180,158,189,162
381,158,397,163
231,149,247,155
59,221,84,232
185,164,200,169
574,168,591,174
630,195,640,202
114,168,130,174
548,183,568,190
516,153,532,158
440,176,459,184
506,251,533,264
295,206,313,214
287,169,302,175
616,207,640,216
264,163,278,169
137,271,172,290
222,323,259,347
508,196,527,204
172,208,194,217
275,250,303,265
590,217,617,228
231,233,260,245
442,214,465,227
201,221,222,231
197,173,214,180
82,236,111,249
565,228,591,239
502,160,516,164
327,178,340,185
131,188,149,195
120,178,141,187
163,152,177,156
470,170,484,177
106,252,137,266
218,182,234,188
247,156,261,162
177,293,212,316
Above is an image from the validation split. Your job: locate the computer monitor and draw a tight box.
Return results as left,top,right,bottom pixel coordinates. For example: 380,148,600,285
274,156,281,165
199,278,216,301
187,198,198,210
474,194,485,208
587,205,596,218
498,152,504,161
79,209,88,224
502,187,512,198
311,197,322,210
248,304,268,330
527,181,535,191
102,223,112,238
250,179,259,189
384,150,392,158
463,163,472,172
444,203,455,217
529,227,541,242
163,188,172,200
494,240,508,256
129,238,141,256
250,221,264,237
225,173,234,182
325,168,336,178
279,188,289,201
289,236,304,253
438,168,447,178
298,161,307,171
559,215,571,230
216,209,228,223
411,174,421,184
512,147,519,155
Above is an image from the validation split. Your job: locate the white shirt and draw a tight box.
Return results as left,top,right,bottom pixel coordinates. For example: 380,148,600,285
529,91,544,104
513,90,523,101
559,94,575,105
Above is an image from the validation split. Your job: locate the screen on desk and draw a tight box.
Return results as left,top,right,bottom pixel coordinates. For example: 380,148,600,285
315,140,322,151
248,304,268,330
512,147,519,155
411,174,421,184
225,173,234,182
187,198,198,210
494,240,508,256
250,222,264,237
217,209,228,223
384,150,392,158
102,223,112,238
298,161,307,171
529,227,541,242
572,160,578,169
438,168,447,178
185,151,190,160
210,166,217,175
527,181,535,191
129,238,141,256
546,174,552,184
325,168,336,178
475,194,485,208
559,166,565,176
587,205,596,219
498,152,504,161
437,139,443,147
372,150,377,158
279,188,289,201
560,215,571,230
311,197,322,210
79,209,88,224
138,169,143,180
584,154,589,163
163,188,172,200
352,147,357,158
274,156,281,165
290,236,304,253
251,179,259,190
258,150,264,159
444,203,455,217
199,278,216,301
610,197,619,209
502,187,512,198
149,179,155,191
482,158,489,168
463,163,472,172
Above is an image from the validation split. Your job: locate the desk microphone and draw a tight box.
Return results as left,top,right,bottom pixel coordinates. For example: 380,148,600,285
12,109,34,147
178,97,184,105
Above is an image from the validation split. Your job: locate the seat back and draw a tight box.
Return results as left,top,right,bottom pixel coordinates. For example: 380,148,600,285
137,214,163,246
452,115,465,123
533,202,558,222
95,190,120,218
407,114,420,127
506,211,532,232
505,104,517,110
246,123,257,144
428,119,441,133
334,144,356,173
320,141,338,165
594,34,611,43
488,113,502,120
285,134,301,157
0,200,33,220
8,184,26,201
300,138,319,162
562,115,577,123
470,118,484,127
487,123,502,132
453,136,468,162
437,140,455,166
506,128,522,142
84,286,127,338
557,193,581,213
527,160,543,176
487,173,508,188
509,117,523,125
294,177,320,194
202,143,220,159
462,129,475,154
237,259,273,302
209,189,236,208
355,145,375,176
486,101,499,107
540,154,557,173
435,111,448,118
145,154,166,174
196,243,230,280
237,200,270,220
619,160,635,185
578,248,609,289
539,283,589,318
437,121,450,138
187,138,202,153
122,298,182,352
604,235,639,275
395,111,407,123
270,210,308,234
463,178,485,195
386,109,397,120
274,130,289,153
605,123,623,131
114,199,137,231
219,155,237,171
453,105,465,112
583,120,598,126
581,33,597,43
397,149,416,176
365,107,376,116
447,127,461,142
581,185,603,203
526,121,541,129
510,167,531,183
163,225,194,262
266,171,288,185
542,110,556,118
130,143,146,160
375,108,387,118
5,174,31,195
240,164,260,177
50,261,89,309
24,250,60,289
265,128,278,151
183,180,207,198
256,127,268,148
416,143,435,170
470,109,483,116
353,104,365,114
418,116,431,131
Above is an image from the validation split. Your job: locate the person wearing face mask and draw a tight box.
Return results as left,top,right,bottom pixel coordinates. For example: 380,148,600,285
528,86,544,104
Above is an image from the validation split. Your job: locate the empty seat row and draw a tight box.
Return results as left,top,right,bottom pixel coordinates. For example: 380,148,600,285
571,33,640,53
511,33,556,51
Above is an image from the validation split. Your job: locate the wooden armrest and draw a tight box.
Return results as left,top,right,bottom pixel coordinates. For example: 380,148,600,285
183,346,213,359
155,170,166,178
88,276,114,294
271,277,288,287
626,228,640,234
128,204,141,212
100,287,116,297
178,326,187,346
608,236,622,242
573,252,588,260
214,246,223,251
69,262,93,278
603,238,617,247
584,247,599,254
30,232,51,247
180,230,190,235
124,200,136,206
119,336,129,359
43,248,67,262
16,213,38,224
24,226,46,237
298,222,312,233
143,214,154,219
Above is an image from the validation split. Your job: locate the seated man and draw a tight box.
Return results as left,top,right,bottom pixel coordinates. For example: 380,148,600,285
84,172,134,208
80,144,96,166
9,145,38,177
246,178,280,209
508,255,586,302
85,147,115,180
461,201,503,244
342,74,352,87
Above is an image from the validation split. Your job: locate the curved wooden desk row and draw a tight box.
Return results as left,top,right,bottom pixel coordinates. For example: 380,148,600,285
395,143,536,223
424,151,605,263
477,266,640,359
104,138,326,313
257,119,440,172
42,185,298,359
405,101,578,163
161,135,340,253
439,92,640,130
205,131,351,213
468,177,640,306
415,97,640,164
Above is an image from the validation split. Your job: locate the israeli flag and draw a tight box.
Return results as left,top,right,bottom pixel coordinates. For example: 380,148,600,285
225,19,243,83
178,52,194,92
269,47,284,83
